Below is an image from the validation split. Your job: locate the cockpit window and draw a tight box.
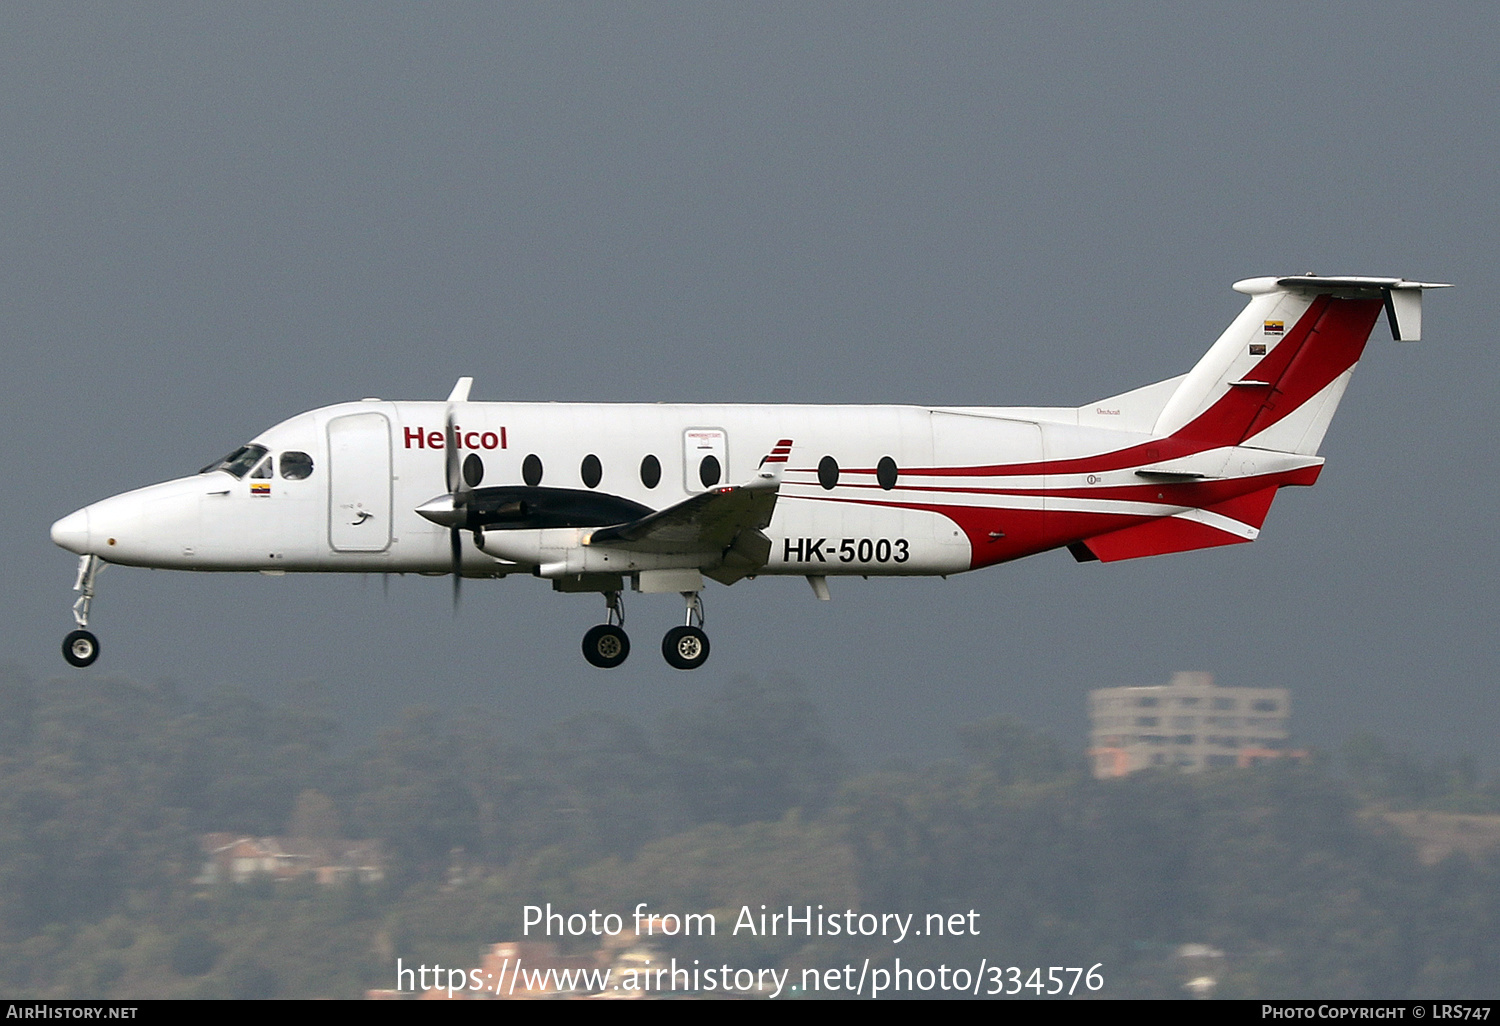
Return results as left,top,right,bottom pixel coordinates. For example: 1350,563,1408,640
199,444,269,480
280,451,314,480
250,456,273,479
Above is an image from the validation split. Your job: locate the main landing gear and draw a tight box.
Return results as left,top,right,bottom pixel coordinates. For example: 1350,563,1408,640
581,591,630,669
662,591,709,671
62,555,103,668
579,589,711,671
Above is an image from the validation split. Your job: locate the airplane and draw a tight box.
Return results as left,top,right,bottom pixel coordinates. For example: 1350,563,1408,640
50,274,1446,671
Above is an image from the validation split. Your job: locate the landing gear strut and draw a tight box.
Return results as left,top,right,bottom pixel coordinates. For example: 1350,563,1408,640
63,555,103,668
661,591,710,670
581,590,630,669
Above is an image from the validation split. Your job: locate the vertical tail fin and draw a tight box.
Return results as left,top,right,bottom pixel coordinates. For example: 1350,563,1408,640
1152,276,1449,454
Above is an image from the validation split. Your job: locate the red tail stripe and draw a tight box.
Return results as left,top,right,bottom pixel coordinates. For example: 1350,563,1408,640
888,295,1381,480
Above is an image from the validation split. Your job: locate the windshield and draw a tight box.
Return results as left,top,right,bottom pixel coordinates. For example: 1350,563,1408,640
199,444,269,479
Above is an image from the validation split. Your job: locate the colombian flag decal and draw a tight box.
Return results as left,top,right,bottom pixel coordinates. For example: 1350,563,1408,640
251,482,271,496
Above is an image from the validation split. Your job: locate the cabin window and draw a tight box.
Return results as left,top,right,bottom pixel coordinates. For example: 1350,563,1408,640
699,454,721,488
522,454,543,487
200,444,269,480
877,456,898,490
818,456,840,490
463,453,485,487
581,454,602,489
280,451,314,480
640,454,661,489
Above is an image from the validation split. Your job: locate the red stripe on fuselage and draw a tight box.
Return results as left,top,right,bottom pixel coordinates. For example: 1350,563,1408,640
789,463,1319,570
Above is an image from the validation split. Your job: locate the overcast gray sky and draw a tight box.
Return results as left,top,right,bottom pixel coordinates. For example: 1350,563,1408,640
5,3,1497,766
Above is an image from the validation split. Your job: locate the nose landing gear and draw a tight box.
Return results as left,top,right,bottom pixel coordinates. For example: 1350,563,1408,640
62,555,104,668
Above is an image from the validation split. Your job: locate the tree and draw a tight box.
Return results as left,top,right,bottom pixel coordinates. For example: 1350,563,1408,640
658,677,847,826
957,716,1078,785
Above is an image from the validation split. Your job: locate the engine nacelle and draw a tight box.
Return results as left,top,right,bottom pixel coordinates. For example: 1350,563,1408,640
477,528,708,577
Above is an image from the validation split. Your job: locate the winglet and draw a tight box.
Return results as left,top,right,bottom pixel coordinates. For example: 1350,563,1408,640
751,439,794,489
447,376,474,403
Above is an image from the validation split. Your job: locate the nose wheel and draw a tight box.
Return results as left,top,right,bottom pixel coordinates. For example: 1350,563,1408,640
581,590,631,668
62,629,100,668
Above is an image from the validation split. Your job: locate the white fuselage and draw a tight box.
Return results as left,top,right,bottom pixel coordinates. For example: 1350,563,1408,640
57,276,1443,588
53,397,1193,581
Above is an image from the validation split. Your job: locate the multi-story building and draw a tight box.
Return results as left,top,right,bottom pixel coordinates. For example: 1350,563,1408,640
1088,671,1304,779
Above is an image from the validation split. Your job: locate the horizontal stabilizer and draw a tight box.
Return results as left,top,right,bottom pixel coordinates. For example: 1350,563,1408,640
1247,275,1452,341
1075,486,1279,563
1134,470,1209,482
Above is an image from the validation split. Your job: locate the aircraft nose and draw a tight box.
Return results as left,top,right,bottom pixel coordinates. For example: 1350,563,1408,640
51,508,91,555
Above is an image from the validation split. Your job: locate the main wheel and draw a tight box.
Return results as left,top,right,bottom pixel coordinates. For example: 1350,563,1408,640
661,625,710,670
62,629,100,668
581,624,630,668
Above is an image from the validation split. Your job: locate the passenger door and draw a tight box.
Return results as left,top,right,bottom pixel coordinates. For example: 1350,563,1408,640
327,412,393,552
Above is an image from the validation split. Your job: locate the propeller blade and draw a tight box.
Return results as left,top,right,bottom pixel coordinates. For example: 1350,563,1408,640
450,524,463,611
444,404,471,611
445,407,461,496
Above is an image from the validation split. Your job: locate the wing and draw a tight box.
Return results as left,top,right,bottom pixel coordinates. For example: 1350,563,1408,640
586,439,792,583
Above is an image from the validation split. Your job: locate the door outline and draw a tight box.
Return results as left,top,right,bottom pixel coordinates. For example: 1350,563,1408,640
327,412,393,552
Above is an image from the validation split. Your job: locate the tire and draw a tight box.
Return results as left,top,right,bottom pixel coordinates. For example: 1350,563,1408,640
661,625,710,670
581,624,630,669
62,629,100,668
